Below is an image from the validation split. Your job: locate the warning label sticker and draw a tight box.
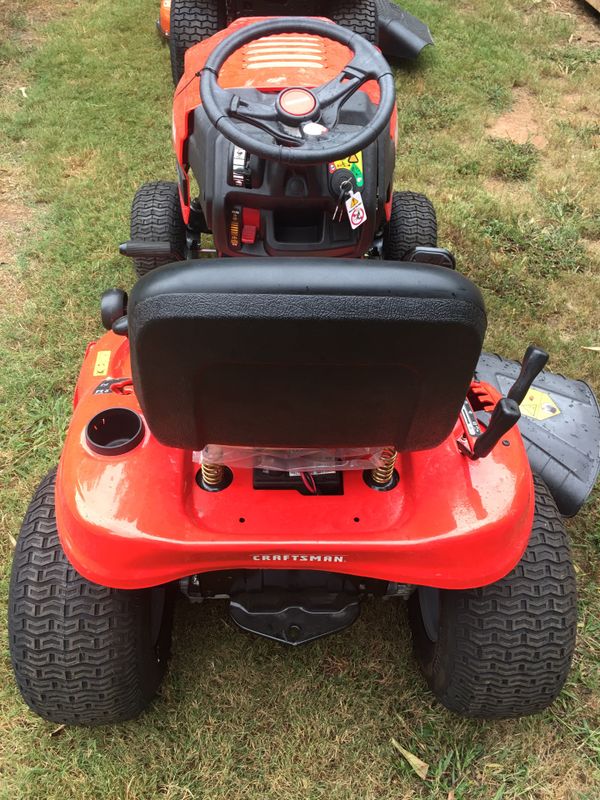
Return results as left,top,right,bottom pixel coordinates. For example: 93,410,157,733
328,151,364,188
93,350,111,377
460,400,481,437
520,388,561,421
345,191,367,229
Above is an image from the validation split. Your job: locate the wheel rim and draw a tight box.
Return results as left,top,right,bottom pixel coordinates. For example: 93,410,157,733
418,586,440,643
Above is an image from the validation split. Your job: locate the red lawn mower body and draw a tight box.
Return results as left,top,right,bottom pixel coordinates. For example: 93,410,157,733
56,330,534,592
10,16,590,726
57,18,534,593
171,16,396,251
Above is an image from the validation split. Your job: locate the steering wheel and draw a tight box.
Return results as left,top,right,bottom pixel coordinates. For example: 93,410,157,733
200,17,396,165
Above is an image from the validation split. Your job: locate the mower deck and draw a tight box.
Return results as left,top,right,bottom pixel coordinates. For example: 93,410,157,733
55,331,534,592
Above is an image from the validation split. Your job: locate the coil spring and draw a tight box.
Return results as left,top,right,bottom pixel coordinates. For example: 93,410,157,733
370,447,397,486
201,462,225,487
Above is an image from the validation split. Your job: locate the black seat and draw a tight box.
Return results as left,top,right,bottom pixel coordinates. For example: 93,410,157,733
128,258,486,452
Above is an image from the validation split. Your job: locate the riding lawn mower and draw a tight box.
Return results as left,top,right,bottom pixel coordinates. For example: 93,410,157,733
9,17,600,726
158,0,434,83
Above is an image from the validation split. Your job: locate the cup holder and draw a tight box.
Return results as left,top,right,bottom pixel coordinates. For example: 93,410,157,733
86,408,144,456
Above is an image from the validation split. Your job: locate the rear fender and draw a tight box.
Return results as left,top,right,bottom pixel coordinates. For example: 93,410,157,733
57,333,534,591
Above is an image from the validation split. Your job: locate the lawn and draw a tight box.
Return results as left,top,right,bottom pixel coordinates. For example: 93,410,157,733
0,0,599,798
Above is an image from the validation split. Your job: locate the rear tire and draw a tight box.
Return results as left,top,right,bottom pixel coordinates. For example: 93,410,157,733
170,0,226,85
130,181,187,278
329,0,378,44
8,469,175,725
408,476,577,719
383,190,437,260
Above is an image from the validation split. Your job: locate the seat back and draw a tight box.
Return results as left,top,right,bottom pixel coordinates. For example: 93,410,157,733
128,259,486,452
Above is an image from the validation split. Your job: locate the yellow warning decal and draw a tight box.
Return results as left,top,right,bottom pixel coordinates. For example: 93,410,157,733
520,388,560,421
93,350,111,377
328,152,364,188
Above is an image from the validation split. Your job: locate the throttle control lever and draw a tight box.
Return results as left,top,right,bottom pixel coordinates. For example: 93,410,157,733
468,345,549,459
507,345,549,405
473,398,521,459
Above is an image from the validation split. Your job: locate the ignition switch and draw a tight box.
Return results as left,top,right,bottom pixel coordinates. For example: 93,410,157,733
329,167,357,199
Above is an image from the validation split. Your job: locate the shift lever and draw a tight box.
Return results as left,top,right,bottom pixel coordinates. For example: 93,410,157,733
507,345,549,405
473,398,521,459
468,345,549,459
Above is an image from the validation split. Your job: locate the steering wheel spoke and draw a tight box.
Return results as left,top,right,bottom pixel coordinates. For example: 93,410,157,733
227,107,304,147
229,94,279,122
313,71,366,129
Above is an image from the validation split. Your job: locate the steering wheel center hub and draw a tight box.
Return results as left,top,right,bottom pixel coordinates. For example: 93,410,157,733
277,88,318,121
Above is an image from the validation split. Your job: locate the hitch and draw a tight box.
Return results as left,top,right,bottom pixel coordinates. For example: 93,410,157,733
230,592,360,646
227,570,362,645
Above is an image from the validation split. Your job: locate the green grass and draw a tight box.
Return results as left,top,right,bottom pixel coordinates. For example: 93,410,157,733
1,0,599,798
489,139,539,181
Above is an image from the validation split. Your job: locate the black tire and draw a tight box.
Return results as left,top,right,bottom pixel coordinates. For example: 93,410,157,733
170,0,226,85
383,190,438,260
8,470,175,725
408,476,577,719
329,0,378,43
130,181,186,278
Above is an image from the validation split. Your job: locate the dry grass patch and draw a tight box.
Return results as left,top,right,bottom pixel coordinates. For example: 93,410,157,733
60,149,99,180
0,195,27,266
486,87,549,148
482,179,537,210
533,0,600,42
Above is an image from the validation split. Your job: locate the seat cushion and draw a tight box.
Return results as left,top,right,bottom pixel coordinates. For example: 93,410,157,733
128,258,487,451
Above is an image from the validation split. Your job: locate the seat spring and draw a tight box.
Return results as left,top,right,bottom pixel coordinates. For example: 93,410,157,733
202,462,225,487
370,447,397,485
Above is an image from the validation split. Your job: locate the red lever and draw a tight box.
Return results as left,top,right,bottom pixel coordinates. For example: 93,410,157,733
241,208,260,244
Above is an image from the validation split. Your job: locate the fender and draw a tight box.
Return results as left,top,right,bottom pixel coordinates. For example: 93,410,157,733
56,332,534,591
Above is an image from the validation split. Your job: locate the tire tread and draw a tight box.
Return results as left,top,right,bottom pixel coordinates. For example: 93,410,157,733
384,190,437,260
8,470,171,725
410,476,577,718
130,181,186,278
170,0,224,84
329,0,378,43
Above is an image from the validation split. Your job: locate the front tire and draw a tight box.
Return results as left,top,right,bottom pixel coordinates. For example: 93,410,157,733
408,476,577,719
130,181,187,278
8,469,174,725
329,0,378,44
383,190,437,260
170,0,226,85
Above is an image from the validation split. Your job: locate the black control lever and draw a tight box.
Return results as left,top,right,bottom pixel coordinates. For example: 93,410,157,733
473,398,521,459
467,345,549,459
119,240,178,259
112,316,128,337
507,345,549,405
101,289,127,331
